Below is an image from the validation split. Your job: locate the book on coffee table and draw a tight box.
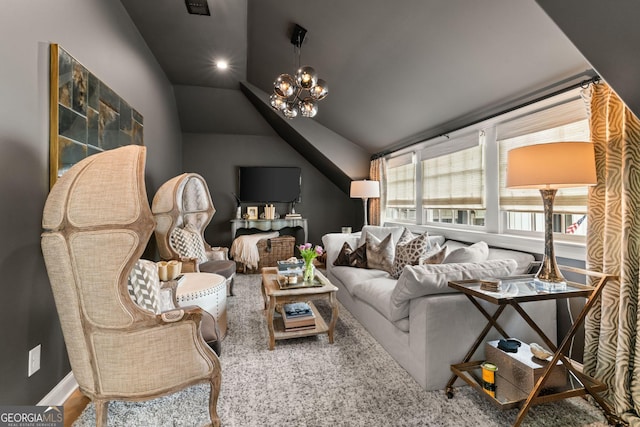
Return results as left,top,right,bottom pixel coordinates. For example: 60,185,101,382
283,302,312,317
282,302,316,330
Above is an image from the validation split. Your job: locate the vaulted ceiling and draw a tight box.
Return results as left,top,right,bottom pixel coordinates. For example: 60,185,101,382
119,0,636,156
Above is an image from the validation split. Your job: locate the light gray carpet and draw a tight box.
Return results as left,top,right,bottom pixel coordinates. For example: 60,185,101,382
74,273,609,426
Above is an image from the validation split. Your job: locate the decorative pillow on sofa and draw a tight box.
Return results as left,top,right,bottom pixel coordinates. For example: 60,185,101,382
358,225,405,250
389,259,517,321
390,231,432,279
333,241,367,268
443,241,489,264
419,244,447,265
170,224,208,264
366,233,394,273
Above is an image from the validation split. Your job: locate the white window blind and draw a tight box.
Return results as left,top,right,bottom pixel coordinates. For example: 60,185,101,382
421,134,484,209
497,97,587,140
386,153,415,207
498,119,591,212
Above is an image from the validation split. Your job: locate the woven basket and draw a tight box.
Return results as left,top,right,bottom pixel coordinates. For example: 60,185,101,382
257,235,296,269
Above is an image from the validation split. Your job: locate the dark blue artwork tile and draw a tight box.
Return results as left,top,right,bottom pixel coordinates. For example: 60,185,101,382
88,73,99,110
71,61,88,115
59,105,87,143
58,137,87,177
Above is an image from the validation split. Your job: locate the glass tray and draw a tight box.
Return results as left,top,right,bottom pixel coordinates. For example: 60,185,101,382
276,275,324,289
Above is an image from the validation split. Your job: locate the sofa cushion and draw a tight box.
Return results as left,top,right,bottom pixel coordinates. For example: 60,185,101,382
366,233,394,273
487,247,535,275
389,259,517,321
332,266,389,295
443,241,489,263
351,276,399,322
391,232,432,279
428,235,446,247
394,317,410,333
333,241,367,268
419,244,447,265
358,225,406,249
444,240,535,275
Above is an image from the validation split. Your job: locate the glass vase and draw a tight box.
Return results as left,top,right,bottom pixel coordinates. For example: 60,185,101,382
303,261,315,283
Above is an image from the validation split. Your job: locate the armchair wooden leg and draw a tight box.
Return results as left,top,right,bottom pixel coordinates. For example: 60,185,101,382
95,400,108,427
208,372,222,427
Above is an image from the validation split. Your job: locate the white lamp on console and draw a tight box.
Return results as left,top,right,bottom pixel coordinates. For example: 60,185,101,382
350,180,380,226
506,141,596,290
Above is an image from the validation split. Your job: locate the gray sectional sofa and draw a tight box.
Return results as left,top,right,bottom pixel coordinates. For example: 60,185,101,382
322,225,557,391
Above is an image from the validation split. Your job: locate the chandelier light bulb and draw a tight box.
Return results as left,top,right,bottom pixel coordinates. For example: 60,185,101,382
274,74,295,97
300,98,318,118
270,94,287,111
295,66,318,89
310,79,328,100
283,104,299,119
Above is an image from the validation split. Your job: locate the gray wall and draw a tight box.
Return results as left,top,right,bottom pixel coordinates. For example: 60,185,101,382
0,0,182,404
176,84,364,248
182,133,361,249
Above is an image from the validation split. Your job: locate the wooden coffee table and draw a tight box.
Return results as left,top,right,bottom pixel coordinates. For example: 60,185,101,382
261,267,338,350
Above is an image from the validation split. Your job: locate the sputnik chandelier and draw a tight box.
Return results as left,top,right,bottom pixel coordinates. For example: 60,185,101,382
270,24,328,119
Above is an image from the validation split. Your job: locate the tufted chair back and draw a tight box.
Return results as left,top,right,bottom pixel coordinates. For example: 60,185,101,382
41,147,221,427
152,173,215,261
152,173,236,296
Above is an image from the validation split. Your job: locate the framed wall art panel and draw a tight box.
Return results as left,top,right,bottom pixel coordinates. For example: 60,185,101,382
49,44,143,188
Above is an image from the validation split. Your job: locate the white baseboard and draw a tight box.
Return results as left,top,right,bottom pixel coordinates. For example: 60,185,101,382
38,371,78,406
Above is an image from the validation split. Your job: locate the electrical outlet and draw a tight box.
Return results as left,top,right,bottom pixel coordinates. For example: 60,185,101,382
28,345,41,377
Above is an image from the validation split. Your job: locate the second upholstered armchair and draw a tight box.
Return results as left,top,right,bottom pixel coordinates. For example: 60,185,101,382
152,173,237,295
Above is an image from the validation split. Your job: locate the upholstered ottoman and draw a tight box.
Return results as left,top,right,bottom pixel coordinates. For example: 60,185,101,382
176,272,228,339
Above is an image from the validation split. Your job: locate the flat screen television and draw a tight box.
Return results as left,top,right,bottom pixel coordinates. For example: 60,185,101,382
238,166,301,203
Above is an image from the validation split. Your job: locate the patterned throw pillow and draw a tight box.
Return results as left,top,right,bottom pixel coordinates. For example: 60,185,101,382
333,241,367,268
419,244,448,265
390,232,432,279
395,228,415,247
170,224,208,264
365,233,394,273
128,259,161,314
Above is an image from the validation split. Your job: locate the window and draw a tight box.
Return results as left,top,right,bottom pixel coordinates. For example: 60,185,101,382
498,98,590,236
421,132,485,226
380,88,591,247
385,153,416,222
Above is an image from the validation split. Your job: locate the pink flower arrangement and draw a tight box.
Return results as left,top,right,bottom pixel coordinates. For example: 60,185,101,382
298,243,324,264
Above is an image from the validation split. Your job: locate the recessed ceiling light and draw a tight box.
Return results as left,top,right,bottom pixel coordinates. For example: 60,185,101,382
216,60,228,70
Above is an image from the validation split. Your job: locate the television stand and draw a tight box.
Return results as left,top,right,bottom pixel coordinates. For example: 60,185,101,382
231,218,308,243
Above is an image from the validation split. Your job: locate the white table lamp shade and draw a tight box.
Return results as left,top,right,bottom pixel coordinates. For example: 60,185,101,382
350,180,379,227
350,180,380,199
506,141,597,289
507,142,597,189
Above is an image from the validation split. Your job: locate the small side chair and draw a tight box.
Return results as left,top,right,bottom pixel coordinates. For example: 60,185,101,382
152,173,236,295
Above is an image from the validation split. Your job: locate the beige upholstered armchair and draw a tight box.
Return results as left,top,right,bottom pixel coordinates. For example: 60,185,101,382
41,146,222,427
152,173,236,294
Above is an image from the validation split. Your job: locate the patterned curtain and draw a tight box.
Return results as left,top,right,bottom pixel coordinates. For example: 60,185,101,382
584,82,640,424
369,157,383,226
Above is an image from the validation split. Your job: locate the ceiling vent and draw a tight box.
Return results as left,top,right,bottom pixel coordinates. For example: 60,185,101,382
185,0,210,16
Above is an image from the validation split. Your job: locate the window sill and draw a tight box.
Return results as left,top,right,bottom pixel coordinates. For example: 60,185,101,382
384,222,586,262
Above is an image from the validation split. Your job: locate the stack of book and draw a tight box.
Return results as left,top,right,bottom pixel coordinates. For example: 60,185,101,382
282,302,316,331
285,213,302,219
